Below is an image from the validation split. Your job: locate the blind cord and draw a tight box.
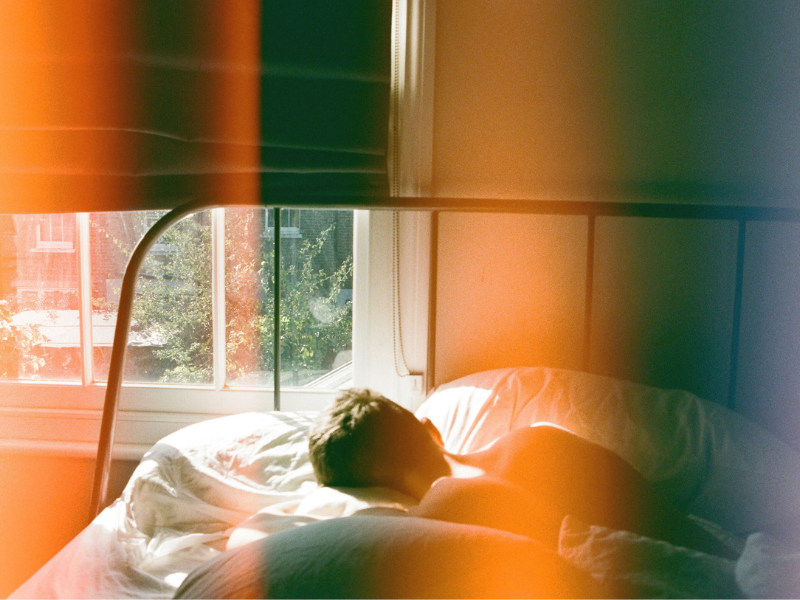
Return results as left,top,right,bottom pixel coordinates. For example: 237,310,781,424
392,211,411,377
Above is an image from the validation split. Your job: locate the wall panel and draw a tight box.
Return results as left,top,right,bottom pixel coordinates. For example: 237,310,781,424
589,218,738,404
434,213,587,385
737,222,800,449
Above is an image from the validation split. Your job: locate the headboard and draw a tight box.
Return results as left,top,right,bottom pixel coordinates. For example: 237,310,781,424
90,196,800,517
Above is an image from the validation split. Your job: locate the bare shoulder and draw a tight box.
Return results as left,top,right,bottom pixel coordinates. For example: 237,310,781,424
508,423,583,446
499,424,614,462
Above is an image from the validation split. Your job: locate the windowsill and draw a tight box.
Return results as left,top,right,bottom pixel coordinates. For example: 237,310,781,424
261,229,303,239
0,437,152,460
0,380,336,459
30,247,76,253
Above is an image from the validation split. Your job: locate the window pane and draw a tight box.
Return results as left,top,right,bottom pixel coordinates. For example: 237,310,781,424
225,208,353,389
0,214,80,381
224,207,270,386
281,209,353,388
90,210,213,384
3,208,352,388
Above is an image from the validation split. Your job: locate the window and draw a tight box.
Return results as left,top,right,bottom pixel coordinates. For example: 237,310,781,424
33,214,75,252
142,210,173,255
2,215,80,381
226,208,352,389
96,208,353,389
263,208,302,239
0,208,357,455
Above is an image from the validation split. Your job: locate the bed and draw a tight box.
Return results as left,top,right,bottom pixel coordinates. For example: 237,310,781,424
12,366,800,598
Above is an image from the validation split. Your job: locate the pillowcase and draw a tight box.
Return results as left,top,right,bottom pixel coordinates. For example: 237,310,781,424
416,367,800,536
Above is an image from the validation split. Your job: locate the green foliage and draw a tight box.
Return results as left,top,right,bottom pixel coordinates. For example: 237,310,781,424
0,300,46,378
130,215,213,383
101,209,352,385
260,225,352,375
224,210,353,386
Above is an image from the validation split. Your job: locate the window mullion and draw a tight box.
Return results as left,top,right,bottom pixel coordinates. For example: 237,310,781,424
272,207,281,411
76,212,93,385
211,208,226,392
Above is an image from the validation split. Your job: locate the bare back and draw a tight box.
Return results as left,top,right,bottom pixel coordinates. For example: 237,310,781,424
411,425,733,557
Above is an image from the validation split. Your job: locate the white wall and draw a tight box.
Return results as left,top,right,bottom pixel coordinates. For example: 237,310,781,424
435,213,586,385
738,222,800,446
588,218,739,406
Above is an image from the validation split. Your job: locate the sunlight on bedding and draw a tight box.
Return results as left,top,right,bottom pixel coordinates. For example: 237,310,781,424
12,367,800,598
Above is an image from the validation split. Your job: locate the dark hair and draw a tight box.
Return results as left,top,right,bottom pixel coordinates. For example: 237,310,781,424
308,388,435,488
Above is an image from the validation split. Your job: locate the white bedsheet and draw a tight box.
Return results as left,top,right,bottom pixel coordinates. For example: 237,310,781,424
559,515,743,598
735,533,800,598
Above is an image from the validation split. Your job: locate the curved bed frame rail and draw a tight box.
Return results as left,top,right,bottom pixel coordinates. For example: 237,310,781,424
89,201,219,518
89,196,800,520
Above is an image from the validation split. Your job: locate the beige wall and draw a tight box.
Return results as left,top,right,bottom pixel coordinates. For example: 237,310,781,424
430,0,800,448
588,218,739,405
432,0,800,203
737,222,800,444
431,0,608,201
435,213,587,385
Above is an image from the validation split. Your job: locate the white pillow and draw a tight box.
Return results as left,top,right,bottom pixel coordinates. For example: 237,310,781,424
416,367,800,536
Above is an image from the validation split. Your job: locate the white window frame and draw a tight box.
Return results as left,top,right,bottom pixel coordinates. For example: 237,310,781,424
352,0,436,411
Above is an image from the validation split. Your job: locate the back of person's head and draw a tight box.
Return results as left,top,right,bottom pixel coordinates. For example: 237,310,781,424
308,388,441,492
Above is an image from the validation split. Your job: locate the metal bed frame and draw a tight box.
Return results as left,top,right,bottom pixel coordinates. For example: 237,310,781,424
89,195,800,518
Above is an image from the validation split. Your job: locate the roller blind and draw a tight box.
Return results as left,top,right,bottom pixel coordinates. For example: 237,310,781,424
0,0,391,214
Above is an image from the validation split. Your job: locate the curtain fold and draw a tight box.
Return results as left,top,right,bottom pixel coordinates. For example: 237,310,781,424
0,0,391,213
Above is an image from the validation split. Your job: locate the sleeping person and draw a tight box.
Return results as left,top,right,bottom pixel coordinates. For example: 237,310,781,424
174,388,733,598
307,387,735,558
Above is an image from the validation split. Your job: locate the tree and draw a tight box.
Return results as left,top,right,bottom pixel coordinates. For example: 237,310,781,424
0,300,46,378
97,208,353,385
225,209,352,386
128,214,214,383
